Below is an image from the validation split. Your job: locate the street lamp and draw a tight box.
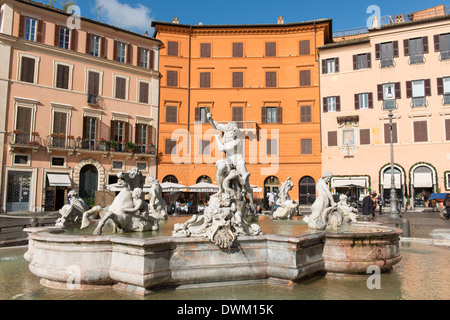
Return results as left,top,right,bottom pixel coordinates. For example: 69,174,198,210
382,82,400,219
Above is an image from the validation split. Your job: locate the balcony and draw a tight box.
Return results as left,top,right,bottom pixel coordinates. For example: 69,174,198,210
47,135,77,151
74,138,157,159
87,94,100,106
217,121,260,133
7,131,44,153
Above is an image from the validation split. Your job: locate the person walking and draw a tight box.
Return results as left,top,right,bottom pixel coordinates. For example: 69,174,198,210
444,194,450,220
362,192,377,218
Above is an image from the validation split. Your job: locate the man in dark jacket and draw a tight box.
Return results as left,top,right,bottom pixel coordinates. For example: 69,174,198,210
362,192,377,218
444,194,450,220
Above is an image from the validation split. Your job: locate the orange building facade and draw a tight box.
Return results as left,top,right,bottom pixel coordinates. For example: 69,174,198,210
152,18,332,204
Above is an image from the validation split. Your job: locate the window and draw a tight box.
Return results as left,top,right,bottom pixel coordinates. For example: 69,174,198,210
266,107,277,124
111,121,127,147
136,162,147,171
360,129,371,145
342,129,355,146
434,33,450,60
413,120,428,143
24,17,37,41
355,93,373,110
200,72,211,88
168,41,178,56
200,140,210,155
115,76,127,100
117,42,127,63
353,53,372,70
301,139,313,155
135,124,149,148
232,72,243,88
232,106,243,124
52,111,68,137
406,80,431,107
195,107,208,124
14,154,29,166
59,27,70,49
83,116,97,149
322,58,339,74
300,70,311,87
261,107,282,124
266,72,276,88
167,70,178,87
112,160,124,170
138,81,149,104
445,119,450,141
405,37,427,64
378,83,401,110
328,131,337,147
87,70,100,103
166,106,177,123
140,48,149,68
299,40,310,55
20,57,36,83
14,106,33,144
51,157,65,167
437,77,450,105
55,64,70,89
165,139,177,155
384,122,398,144
266,139,278,155
300,105,311,123
323,96,340,113
376,41,398,68
265,42,276,57
200,43,211,58
232,43,243,57
90,35,100,57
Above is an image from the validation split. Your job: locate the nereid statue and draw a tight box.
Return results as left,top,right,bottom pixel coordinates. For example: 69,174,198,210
272,177,299,220
172,113,262,249
55,190,90,227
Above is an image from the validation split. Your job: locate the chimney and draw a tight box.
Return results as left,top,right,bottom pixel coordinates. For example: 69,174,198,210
172,17,180,24
144,31,149,36
277,16,284,24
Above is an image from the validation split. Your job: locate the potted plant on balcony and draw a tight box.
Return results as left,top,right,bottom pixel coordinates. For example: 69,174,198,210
107,140,118,152
98,138,108,151
149,142,156,155
125,140,137,153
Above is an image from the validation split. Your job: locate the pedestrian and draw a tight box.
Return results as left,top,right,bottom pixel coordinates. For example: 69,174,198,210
362,192,377,218
444,194,450,220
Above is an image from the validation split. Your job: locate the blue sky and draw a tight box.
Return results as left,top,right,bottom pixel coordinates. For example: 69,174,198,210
58,0,448,34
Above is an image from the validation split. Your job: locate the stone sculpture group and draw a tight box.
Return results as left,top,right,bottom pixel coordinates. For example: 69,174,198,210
272,177,299,220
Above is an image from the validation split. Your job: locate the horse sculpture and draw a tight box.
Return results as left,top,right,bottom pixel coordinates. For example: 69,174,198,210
80,167,158,235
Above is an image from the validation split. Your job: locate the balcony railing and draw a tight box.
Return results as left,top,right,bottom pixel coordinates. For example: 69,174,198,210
8,132,45,147
217,121,259,131
47,135,77,149
87,94,99,106
76,139,156,155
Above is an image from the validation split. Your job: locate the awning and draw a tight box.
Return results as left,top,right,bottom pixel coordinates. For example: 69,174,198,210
160,182,187,192
332,179,367,188
47,173,72,187
413,172,433,188
383,174,402,189
187,182,219,193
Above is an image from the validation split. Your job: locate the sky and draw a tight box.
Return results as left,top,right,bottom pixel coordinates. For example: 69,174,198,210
56,0,448,34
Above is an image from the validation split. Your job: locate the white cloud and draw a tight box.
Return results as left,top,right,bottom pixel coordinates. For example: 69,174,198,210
97,0,154,32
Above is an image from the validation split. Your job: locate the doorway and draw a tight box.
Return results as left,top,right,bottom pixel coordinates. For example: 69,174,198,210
79,165,98,200
6,171,32,212
299,176,316,205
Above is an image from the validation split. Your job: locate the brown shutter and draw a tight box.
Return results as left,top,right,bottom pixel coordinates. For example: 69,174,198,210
36,20,44,43
127,44,133,64
336,96,341,112
115,77,126,99
276,107,283,124
301,139,312,155
393,41,399,57
404,39,410,56
375,43,381,60
437,77,444,95
395,82,401,99
353,55,358,70
16,107,32,134
86,33,91,54
113,40,118,61
139,82,149,104
406,81,412,98
377,84,384,100
323,97,328,113
300,70,311,86
194,108,200,123
300,106,311,123
233,43,243,57
166,106,177,123
445,119,450,141
414,121,428,142
322,60,327,74
328,131,337,147
201,43,211,57
265,42,276,57
100,37,107,58
384,123,398,144
168,41,178,56
354,94,360,110
19,15,25,38
367,53,372,68
82,117,88,140
56,65,69,89
150,50,155,69
261,107,267,124
88,71,99,96
232,107,243,122
110,120,115,141
422,36,429,54
368,92,374,109
266,72,276,87
424,79,431,96
299,40,310,55
200,72,210,88
233,72,243,87
360,129,371,145
125,123,130,142
54,25,60,46
71,29,78,51
334,58,340,72
434,34,440,52
167,71,178,87
20,57,35,83
137,47,142,67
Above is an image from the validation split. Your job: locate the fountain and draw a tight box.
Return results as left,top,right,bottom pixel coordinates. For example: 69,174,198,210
22,114,402,296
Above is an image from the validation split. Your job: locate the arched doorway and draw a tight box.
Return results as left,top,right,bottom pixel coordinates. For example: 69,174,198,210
264,176,280,208
79,165,98,200
299,176,316,205
163,175,178,183
196,175,212,184
410,164,436,207
381,165,405,208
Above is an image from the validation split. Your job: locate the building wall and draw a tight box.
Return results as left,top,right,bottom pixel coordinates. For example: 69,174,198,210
0,0,160,212
319,17,450,207
154,20,331,202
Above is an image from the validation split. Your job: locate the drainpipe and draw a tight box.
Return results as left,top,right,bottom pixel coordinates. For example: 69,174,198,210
187,26,192,153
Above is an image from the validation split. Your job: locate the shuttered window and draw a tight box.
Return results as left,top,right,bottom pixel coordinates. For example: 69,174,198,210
166,106,177,123
353,53,372,70
20,57,35,83
83,117,97,142
266,72,276,88
384,123,398,144
267,139,278,155
265,42,276,57
232,72,243,88
165,139,177,154
200,43,211,57
135,124,148,145
262,107,282,124
168,41,178,56
434,33,450,60
232,43,243,57
299,40,310,55
52,112,67,135
15,107,32,134
138,81,149,104
232,107,243,122
413,121,428,142
328,131,337,147
58,26,70,49
195,107,208,124
300,70,311,87
115,77,127,100
87,71,100,96
322,58,339,74
300,105,312,123
301,139,313,155
139,48,149,68
167,70,178,87
200,140,211,155
56,64,70,89
445,119,450,141
360,129,371,145
200,72,211,88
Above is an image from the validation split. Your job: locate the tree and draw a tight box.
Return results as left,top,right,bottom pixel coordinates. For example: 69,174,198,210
61,0,77,12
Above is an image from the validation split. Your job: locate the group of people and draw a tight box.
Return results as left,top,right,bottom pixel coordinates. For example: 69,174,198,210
362,191,380,219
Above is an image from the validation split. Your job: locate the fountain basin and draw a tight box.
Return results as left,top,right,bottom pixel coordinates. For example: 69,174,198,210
23,222,402,295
